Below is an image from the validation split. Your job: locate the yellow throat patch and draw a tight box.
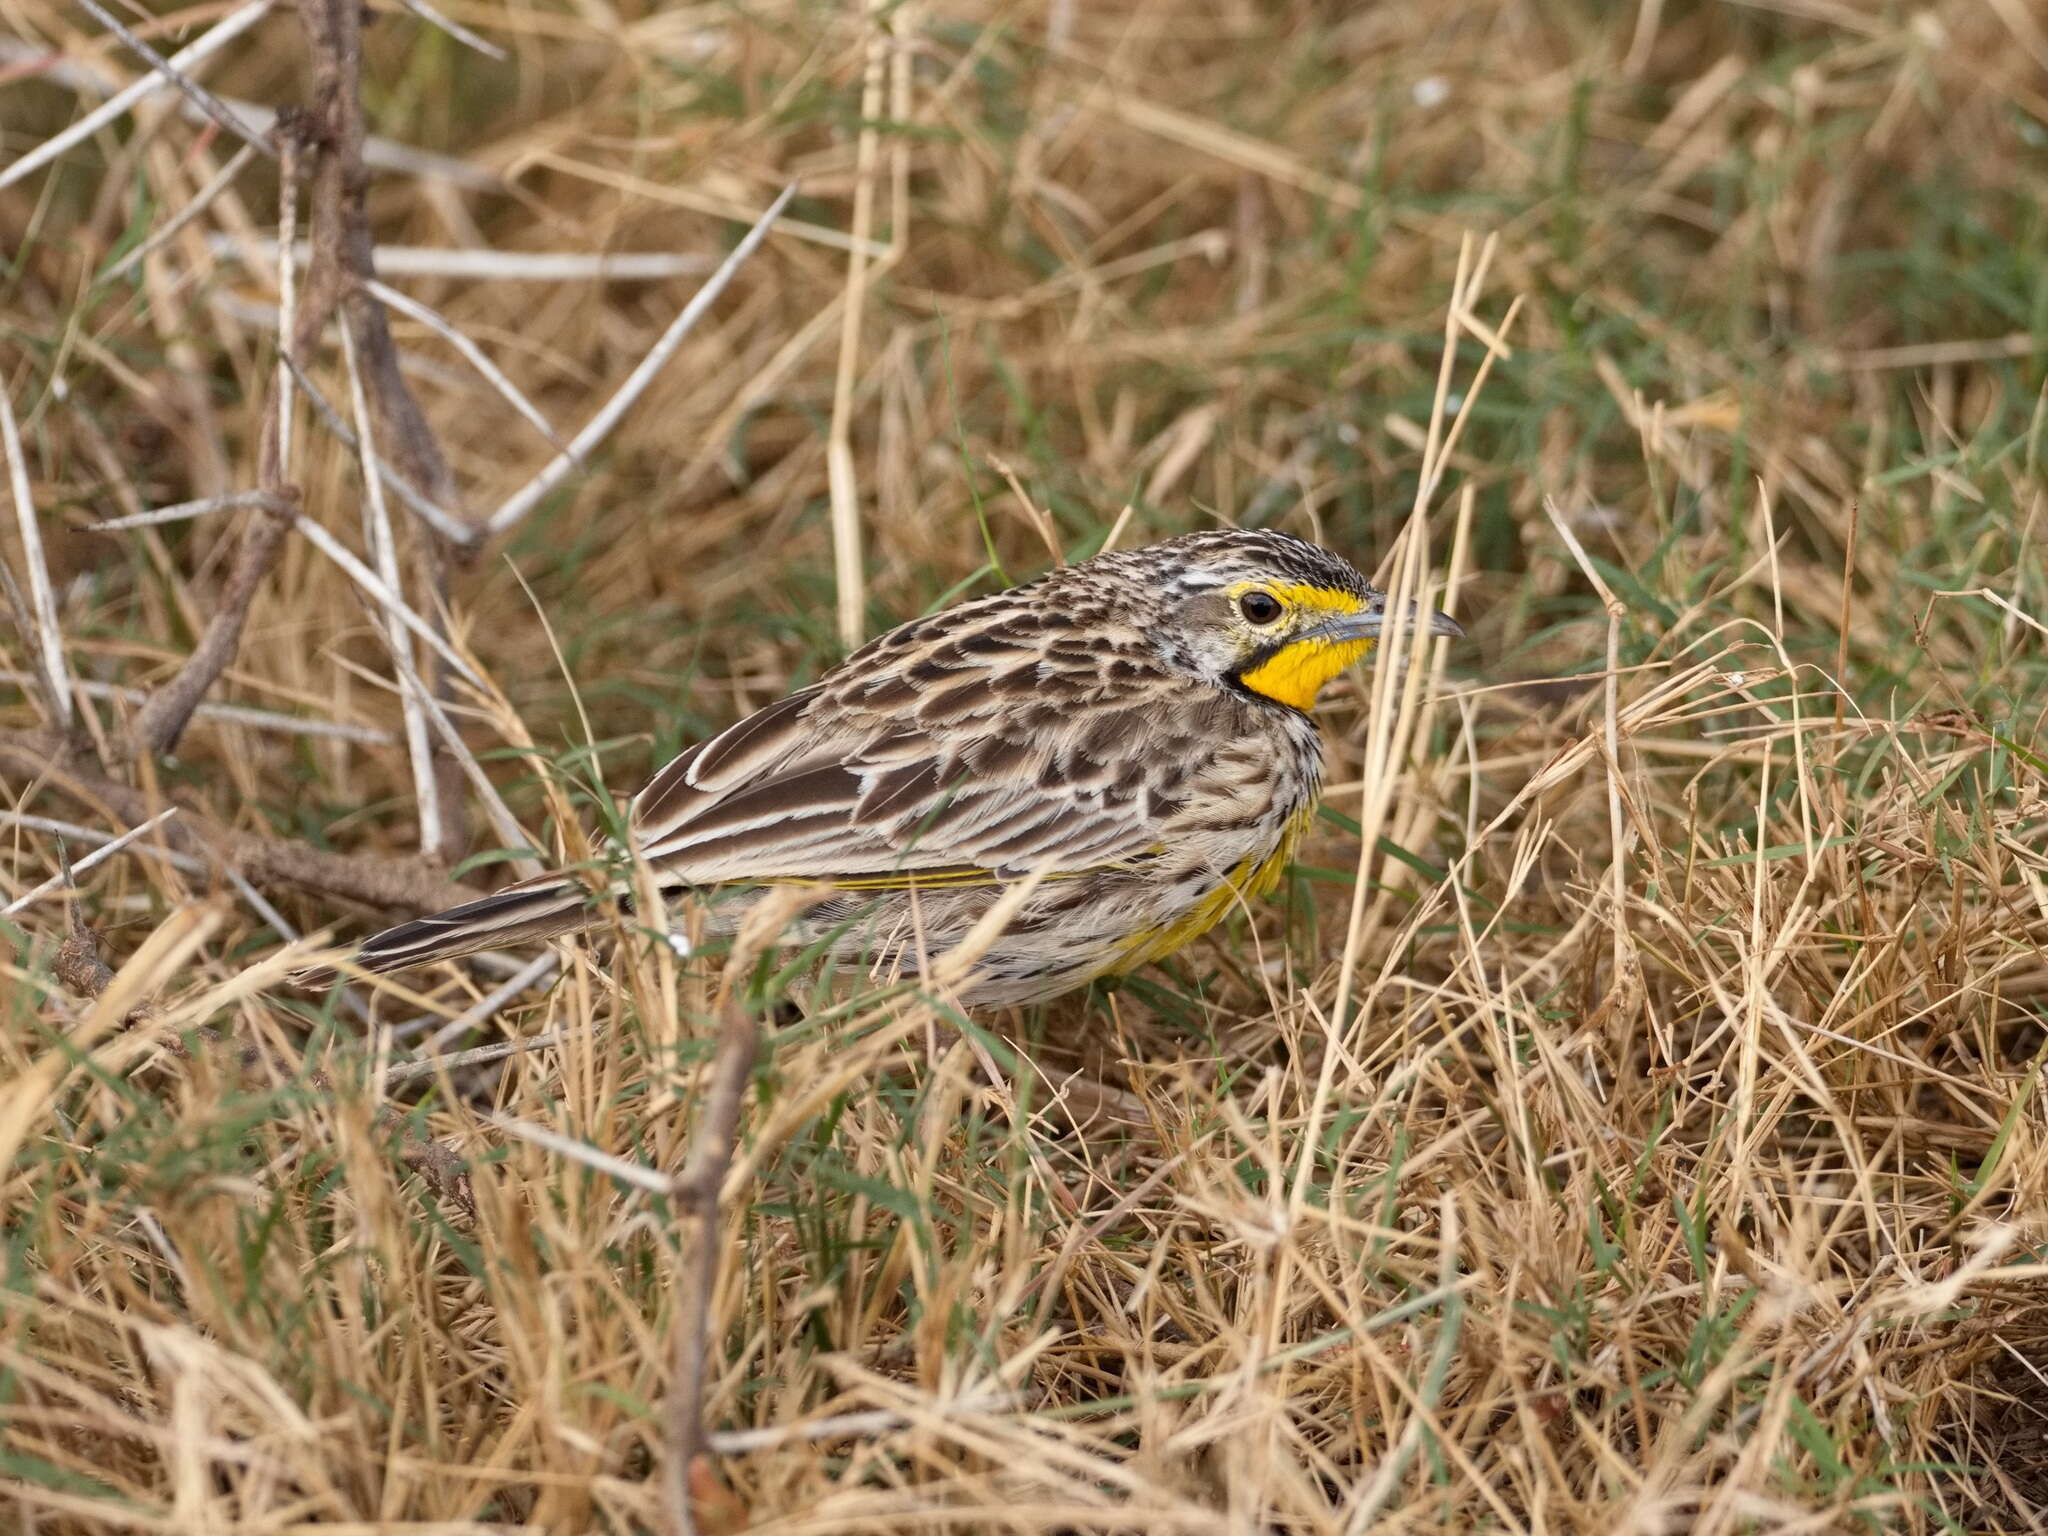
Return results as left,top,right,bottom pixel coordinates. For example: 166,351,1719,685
1234,584,1375,711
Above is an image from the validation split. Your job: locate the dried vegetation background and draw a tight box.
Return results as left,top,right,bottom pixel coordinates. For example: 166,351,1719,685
4,0,2048,1530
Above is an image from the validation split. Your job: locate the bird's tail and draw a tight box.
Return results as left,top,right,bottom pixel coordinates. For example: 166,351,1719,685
351,874,601,975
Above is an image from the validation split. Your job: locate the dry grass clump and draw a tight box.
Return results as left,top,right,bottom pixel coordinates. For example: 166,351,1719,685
4,1,2047,1530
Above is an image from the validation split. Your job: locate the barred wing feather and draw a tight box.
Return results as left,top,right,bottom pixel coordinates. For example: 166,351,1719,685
630,679,1167,888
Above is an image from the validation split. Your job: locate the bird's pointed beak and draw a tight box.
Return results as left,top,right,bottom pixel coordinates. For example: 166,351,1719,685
1311,599,1464,645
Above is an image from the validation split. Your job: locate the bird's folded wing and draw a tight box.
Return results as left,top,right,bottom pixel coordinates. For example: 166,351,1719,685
630,681,1168,888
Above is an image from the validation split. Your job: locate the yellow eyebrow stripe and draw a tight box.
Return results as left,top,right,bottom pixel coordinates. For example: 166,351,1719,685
1227,580,1365,618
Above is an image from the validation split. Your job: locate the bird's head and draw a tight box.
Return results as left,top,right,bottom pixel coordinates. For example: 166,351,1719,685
1132,528,1463,711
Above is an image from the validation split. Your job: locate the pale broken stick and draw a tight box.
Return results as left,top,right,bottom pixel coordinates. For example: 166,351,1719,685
0,17,494,194
279,355,472,544
1,809,179,917
340,322,446,858
102,142,264,283
71,0,272,157
214,239,716,282
0,380,74,730
367,280,568,456
484,184,798,538
91,489,282,532
286,510,483,689
0,1,277,194
0,672,391,745
394,0,507,61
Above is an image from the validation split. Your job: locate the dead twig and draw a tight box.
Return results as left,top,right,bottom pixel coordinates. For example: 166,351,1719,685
90,488,286,532
130,0,471,766
123,486,301,757
393,0,506,61
0,1,277,194
341,321,446,857
384,1025,564,1087
2,808,179,918
126,120,311,758
367,280,567,455
663,1001,760,1534
283,508,481,684
71,0,273,156
0,728,484,914
484,184,797,538
0,31,494,191
218,239,716,282
100,141,264,284
301,0,473,858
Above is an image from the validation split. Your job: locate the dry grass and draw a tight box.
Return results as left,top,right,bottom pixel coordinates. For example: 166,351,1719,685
5,0,2048,1530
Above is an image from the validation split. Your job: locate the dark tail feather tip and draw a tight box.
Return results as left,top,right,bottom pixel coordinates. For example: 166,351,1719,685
290,882,591,982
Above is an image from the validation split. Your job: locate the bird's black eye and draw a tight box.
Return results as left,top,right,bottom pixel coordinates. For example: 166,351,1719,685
1238,590,1284,625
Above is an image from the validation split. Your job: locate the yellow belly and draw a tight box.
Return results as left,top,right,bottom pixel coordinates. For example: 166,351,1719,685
1105,808,1309,973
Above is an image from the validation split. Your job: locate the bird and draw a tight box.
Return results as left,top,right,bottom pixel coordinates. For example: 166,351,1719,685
346,529,1462,1007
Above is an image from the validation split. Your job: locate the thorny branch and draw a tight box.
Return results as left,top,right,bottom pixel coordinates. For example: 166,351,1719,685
309,0,469,860
127,116,309,760
9,2,486,1221
129,0,467,792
